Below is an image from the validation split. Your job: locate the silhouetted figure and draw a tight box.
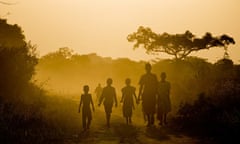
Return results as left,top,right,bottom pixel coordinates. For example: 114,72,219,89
157,72,171,126
98,78,118,128
94,83,103,102
78,85,95,131
120,78,138,125
138,63,158,127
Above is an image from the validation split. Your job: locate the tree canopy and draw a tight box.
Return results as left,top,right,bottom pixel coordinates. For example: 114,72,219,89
0,18,37,100
0,19,25,48
127,26,235,60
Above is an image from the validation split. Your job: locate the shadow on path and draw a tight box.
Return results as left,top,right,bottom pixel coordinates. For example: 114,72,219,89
61,106,203,144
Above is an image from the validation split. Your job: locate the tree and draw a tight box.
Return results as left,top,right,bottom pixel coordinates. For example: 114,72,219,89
40,47,73,63
0,19,25,48
0,18,38,101
127,26,235,60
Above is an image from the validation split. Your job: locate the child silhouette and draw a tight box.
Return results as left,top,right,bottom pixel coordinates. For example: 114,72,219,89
79,85,95,131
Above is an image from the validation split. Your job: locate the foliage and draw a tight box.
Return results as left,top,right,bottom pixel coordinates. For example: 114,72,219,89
0,18,46,143
175,59,240,143
0,19,38,101
0,19,82,143
37,49,240,143
0,19,25,48
1,17,239,143
127,26,235,60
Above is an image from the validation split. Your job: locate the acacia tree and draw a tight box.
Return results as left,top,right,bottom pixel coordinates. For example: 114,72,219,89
127,26,235,60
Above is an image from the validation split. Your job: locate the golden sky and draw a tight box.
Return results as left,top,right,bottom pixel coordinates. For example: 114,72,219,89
1,0,240,63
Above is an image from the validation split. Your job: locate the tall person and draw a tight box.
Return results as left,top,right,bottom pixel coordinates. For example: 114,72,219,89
98,78,118,128
138,63,158,127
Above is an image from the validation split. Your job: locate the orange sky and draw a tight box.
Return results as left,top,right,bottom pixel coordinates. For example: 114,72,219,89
1,0,240,63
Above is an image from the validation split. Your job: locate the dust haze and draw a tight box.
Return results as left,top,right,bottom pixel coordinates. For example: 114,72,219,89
1,6,240,143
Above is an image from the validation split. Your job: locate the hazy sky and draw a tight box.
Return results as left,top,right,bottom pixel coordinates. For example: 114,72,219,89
1,0,240,63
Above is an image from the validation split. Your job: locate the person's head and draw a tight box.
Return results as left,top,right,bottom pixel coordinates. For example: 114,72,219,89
83,85,89,94
106,78,113,86
161,72,167,80
145,63,152,73
125,78,131,86
98,83,101,87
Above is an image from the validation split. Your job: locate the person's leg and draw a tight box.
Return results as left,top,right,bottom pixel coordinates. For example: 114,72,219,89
126,117,129,125
108,113,111,127
159,114,163,125
157,107,161,122
105,113,108,126
163,113,167,125
129,117,132,124
142,102,147,124
146,114,151,127
150,114,155,125
143,112,147,123
87,117,92,129
82,113,87,131
105,104,113,128
106,113,111,128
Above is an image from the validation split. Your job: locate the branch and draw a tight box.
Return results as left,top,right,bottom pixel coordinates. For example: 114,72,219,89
179,50,193,60
153,46,176,56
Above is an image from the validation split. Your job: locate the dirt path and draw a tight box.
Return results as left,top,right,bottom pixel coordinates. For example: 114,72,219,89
62,106,201,144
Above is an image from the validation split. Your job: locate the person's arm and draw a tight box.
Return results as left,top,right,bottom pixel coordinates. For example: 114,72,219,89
120,88,124,103
90,94,95,112
132,97,135,110
168,83,171,95
168,82,171,96
138,84,143,101
133,89,138,105
138,76,144,102
120,95,124,103
156,83,160,108
78,95,83,113
114,88,118,107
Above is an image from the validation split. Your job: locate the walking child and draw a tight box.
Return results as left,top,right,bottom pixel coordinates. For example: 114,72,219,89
98,78,118,128
94,83,103,102
79,85,95,131
157,72,171,126
120,78,138,125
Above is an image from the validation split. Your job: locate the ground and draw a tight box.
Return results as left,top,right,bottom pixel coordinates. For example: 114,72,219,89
60,99,204,144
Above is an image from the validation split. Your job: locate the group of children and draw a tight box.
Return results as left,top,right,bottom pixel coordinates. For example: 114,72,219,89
78,78,137,131
78,72,171,131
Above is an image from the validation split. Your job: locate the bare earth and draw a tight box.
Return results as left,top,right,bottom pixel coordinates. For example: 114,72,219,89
62,104,203,144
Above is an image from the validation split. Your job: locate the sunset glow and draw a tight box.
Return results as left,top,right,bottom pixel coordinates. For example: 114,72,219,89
1,0,239,62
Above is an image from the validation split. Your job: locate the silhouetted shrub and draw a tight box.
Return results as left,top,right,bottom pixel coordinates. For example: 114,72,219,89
175,68,240,143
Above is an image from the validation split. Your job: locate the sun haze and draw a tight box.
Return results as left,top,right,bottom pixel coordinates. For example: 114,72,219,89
1,0,239,62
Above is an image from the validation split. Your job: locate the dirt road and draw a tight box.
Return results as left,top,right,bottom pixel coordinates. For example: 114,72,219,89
62,105,201,144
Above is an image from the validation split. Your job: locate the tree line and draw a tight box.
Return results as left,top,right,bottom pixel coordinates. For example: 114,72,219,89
1,18,240,143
